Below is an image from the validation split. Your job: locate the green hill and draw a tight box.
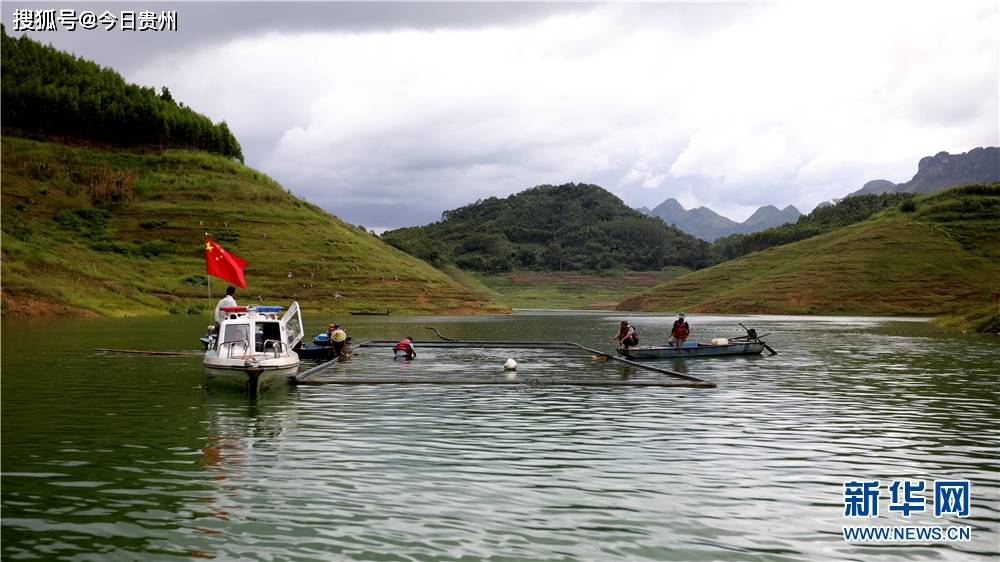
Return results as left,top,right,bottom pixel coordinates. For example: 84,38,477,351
383,183,715,273
618,184,1000,315
1,137,505,317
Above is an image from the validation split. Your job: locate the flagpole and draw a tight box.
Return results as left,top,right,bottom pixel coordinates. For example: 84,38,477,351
205,233,212,318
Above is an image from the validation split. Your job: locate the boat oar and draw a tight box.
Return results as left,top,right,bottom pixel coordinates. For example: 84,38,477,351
738,322,777,355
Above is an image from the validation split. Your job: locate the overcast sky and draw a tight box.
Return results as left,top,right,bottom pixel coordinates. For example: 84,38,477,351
5,1,998,229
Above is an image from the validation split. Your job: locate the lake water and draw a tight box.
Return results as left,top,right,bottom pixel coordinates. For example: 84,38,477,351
2,312,998,561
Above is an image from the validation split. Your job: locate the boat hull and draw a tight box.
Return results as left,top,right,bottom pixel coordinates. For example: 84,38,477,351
203,363,298,393
621,342,764,360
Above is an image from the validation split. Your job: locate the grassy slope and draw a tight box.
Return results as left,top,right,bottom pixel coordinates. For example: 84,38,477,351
934,303,1000,333
475,268,689,310
1,137,506,317
618,185,1000,315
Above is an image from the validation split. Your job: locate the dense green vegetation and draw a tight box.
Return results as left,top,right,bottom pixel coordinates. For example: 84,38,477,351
383,183,714,273
1,137,504,317
619,184,1000,315
1,26,242,161
712,192,915,260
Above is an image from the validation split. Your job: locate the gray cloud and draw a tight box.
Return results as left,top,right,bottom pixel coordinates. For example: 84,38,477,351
3,2,587,71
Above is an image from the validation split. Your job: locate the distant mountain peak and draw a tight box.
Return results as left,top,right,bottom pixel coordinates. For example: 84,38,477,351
652,197,686,214
849,147,999,197
641,198,801,242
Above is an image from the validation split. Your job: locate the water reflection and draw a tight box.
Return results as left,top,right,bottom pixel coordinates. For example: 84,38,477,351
1,313,997,561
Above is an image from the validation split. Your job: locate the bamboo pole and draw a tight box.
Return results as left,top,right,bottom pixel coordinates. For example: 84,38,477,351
359,340,579,349
292,338,372,383
563,342,714,385
424,326,458,341
95,348,204,356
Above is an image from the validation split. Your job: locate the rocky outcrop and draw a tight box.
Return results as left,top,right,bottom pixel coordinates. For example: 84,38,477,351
848,147,999,197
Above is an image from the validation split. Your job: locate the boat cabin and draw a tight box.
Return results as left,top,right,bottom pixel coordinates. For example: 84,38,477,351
210,304,303,358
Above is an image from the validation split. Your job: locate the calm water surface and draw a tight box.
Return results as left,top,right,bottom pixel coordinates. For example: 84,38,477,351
2,312,998,561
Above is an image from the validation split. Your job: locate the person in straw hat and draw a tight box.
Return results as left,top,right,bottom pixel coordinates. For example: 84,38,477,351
669,312,690,349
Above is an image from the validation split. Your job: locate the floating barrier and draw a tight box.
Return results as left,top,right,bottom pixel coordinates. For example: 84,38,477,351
291,330,716,388
296,377,714,388
98,331,718,389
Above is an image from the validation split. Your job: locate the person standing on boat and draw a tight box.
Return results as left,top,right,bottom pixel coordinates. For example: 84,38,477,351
611,321,639,350
214,286,238,325
393,337,417,360
669,312,690,348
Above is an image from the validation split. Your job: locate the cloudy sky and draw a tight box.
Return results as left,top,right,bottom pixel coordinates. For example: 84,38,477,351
5,1,998,229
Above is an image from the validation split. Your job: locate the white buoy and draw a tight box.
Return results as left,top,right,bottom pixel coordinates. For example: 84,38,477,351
503,358,518,371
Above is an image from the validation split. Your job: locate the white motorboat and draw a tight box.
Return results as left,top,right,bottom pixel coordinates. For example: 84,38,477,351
203,302,304,392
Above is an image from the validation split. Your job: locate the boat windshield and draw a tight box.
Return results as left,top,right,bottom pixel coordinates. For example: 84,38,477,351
221,323,250,347
280,302,304,348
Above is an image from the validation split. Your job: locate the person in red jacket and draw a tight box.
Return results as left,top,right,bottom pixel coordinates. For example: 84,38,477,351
393,337,417,360
669,312,690,348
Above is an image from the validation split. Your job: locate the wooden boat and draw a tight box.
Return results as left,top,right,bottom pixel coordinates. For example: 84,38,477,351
203,303,304,392
291,332,348,358
619,339,765,360
349,309,390,315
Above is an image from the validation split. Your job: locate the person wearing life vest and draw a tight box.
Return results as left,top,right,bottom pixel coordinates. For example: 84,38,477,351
611,321,639,349
669,312,690,348
327,323,349,358
393,336,416,360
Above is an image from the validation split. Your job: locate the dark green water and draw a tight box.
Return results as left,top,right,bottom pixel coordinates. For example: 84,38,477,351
2,312,998,561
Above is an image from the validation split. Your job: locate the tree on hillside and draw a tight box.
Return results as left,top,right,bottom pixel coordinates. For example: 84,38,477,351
1,25,243,161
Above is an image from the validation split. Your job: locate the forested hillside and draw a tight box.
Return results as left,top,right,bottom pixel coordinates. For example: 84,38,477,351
712,192,915,260
382,183,715,273
1,26,242,161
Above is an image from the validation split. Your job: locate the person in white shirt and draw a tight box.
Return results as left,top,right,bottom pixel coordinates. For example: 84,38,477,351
214,286,238,324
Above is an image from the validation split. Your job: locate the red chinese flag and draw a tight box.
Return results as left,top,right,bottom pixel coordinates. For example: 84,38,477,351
204,238,248,288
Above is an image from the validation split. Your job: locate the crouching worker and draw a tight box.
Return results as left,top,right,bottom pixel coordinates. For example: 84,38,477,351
393,336,417,360
611,321,639,350
327,323,349,359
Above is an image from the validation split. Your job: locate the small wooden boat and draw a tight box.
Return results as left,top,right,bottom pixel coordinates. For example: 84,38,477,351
203,303,304,392
349,309,390,315
619,340,765,360
294,343,334,360
618,324,775,360
290,332,355,360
